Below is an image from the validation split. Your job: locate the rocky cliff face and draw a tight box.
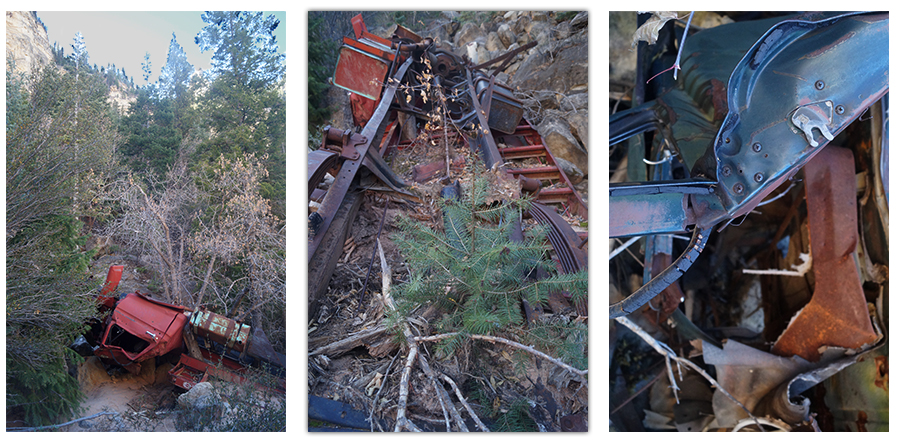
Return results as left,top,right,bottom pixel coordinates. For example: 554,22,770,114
6,11,54,76
7,11,137,112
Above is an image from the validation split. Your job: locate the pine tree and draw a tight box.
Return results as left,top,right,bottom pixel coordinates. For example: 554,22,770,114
158,33,194,100
194,11,286,218
195,11,285,90
141,51,152,83
390,165,588,361
70,31,88,69
7,60,117,427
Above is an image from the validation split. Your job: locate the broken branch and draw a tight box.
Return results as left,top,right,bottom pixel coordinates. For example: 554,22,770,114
413,332,588,377
440,372,490,431
307,324,387,357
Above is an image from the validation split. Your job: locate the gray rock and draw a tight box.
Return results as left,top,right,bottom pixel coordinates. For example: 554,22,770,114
536,115,588,176
454,22,484,48
511,33,588,95
486,31,504,53
497,23,515,48
514,15,530,34
567,112,589,150
531,12,551,23
570,11,588,30
177,381,220,411
562,92,589,112
555,157,584,184
554,21,572,40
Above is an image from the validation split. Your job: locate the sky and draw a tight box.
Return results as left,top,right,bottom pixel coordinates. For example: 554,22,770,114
36,11,287,86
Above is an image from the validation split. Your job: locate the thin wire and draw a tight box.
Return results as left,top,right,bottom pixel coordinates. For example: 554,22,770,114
756,182,797,207
673,12,695,80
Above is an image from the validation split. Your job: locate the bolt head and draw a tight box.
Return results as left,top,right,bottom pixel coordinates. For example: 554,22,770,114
836,105,845,114
721,165,732,176
733,183,744,194
815,80,825,90
752,142,762,152
754,172,764,182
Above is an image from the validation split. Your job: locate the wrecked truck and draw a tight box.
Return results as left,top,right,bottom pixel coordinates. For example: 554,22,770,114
71,265,285,393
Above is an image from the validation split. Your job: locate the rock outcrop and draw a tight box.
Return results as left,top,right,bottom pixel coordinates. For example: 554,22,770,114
6,11,54,77
423,11,590,181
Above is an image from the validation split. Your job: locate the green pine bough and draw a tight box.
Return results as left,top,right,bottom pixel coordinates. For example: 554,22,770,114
389,166,588,371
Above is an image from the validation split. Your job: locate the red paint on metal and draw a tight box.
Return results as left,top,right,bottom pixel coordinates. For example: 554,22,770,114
334,45,390,101
93,292,188,374
771,145,878,361
351,93,378,128
97,265,123,309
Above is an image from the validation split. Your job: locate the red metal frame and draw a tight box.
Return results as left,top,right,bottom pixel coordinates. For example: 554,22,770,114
93,292,188,374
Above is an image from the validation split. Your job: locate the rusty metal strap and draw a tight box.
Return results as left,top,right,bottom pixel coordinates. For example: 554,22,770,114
609,225,712,318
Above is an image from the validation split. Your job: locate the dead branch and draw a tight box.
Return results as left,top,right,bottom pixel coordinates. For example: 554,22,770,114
369,350,401,432
413,332,588,377
419,354,468,432
307,325,387,357
7,411,117,431
614,316,764,431
440,372,490,431
394,342,419,432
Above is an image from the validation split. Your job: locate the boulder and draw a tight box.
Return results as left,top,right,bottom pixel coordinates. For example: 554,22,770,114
510,33,588,95
177,381,220,411
536,115,588,176
531,12,551,23
497,23,515,48
567,112,589,151
454,22,484,48
554,20,572,40
570,11,588,30
486,31,504,53
514,15,530,34
555,157,584,184
562,92,589,112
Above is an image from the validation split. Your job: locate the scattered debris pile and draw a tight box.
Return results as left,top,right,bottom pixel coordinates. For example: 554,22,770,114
609,11,888,432
308,12,589,432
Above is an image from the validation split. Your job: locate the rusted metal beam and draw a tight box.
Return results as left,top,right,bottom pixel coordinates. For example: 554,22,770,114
309,56,413,264
771,145,878,362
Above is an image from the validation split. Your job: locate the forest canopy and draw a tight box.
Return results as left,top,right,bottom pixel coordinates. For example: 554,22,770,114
6,11,286,428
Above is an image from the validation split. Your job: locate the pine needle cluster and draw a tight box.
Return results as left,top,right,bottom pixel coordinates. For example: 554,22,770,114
391,165,588,360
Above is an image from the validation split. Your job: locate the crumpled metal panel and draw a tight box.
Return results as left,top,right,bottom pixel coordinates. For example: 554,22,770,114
702,339,812,427
696,12,888,225
772,145,878,362
94,292,188,374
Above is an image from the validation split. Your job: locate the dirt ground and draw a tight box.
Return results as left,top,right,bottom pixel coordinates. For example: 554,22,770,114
66,357,179,431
